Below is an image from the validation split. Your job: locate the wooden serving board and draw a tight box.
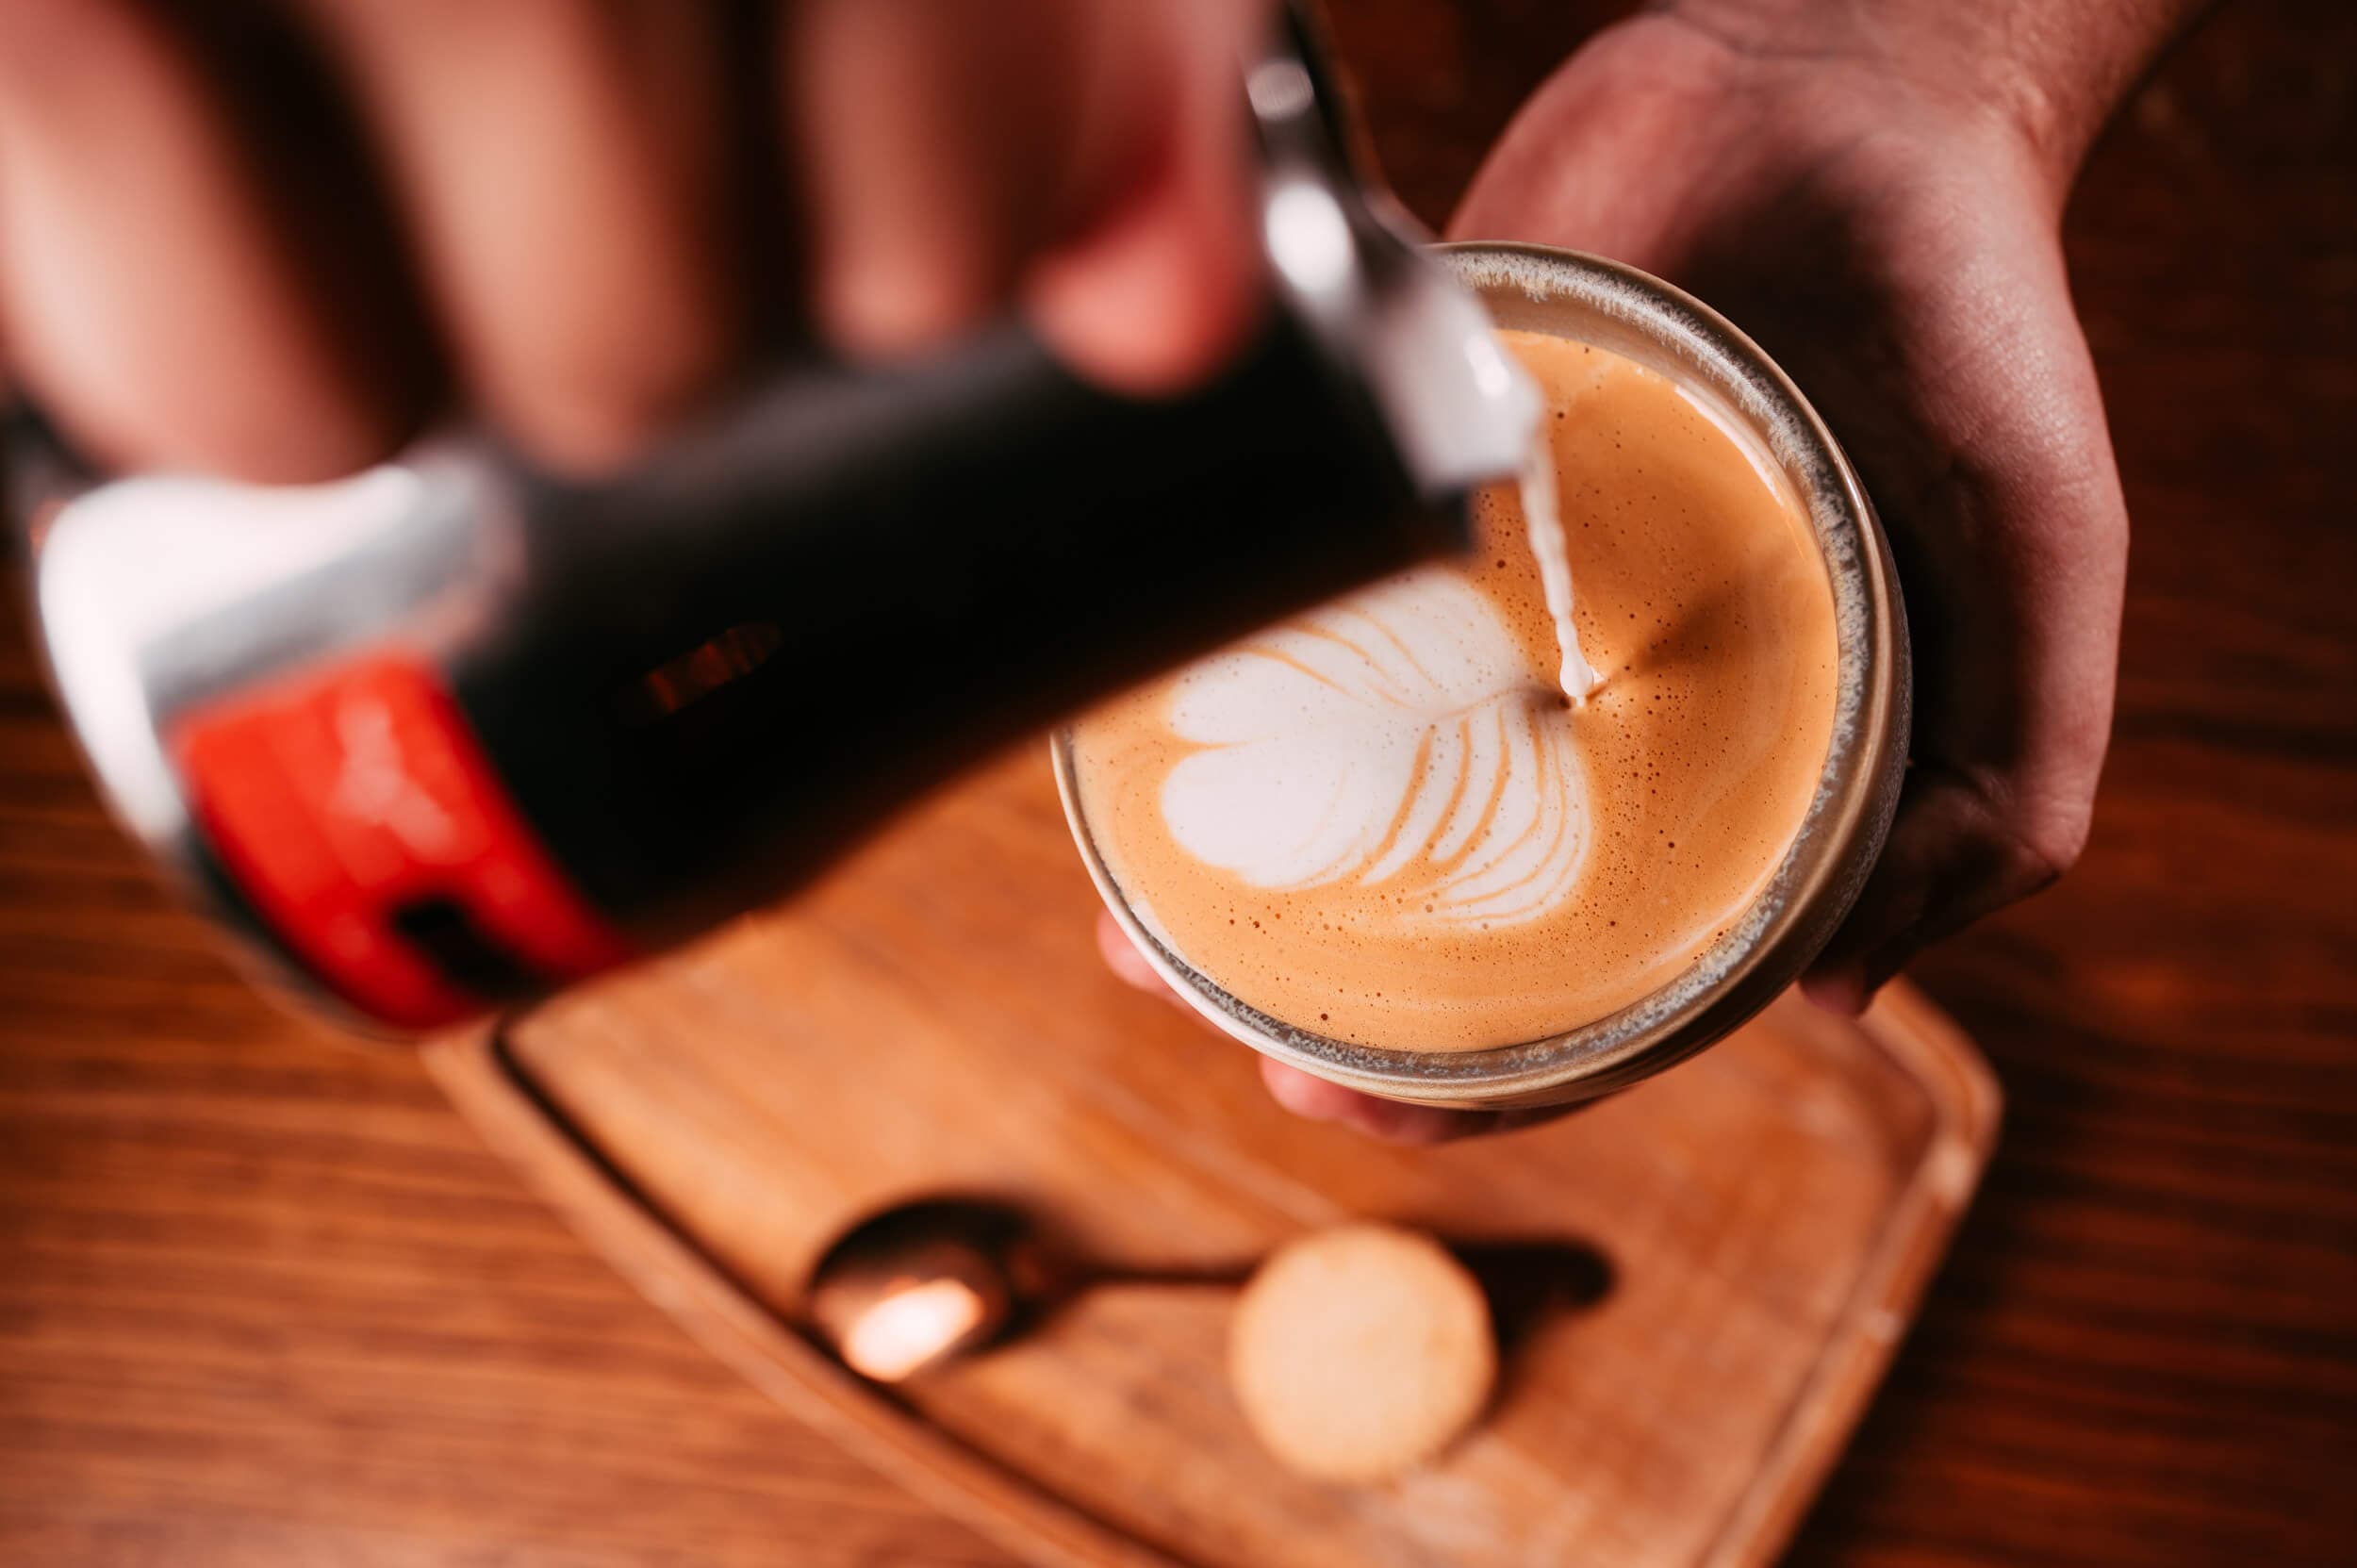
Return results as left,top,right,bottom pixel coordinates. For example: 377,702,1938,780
426,750,1997,1568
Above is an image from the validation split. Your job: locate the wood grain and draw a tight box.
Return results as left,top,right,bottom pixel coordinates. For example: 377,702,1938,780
3,2,2353,1565
426,755,1990,1568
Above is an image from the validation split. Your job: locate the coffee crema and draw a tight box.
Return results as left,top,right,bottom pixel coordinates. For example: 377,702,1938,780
1069,330,1839,1051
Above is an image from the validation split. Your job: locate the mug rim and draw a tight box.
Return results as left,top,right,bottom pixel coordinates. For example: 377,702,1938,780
1052,241,1907,1108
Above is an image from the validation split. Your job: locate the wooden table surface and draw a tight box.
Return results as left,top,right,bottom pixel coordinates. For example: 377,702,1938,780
4,4,2351,1565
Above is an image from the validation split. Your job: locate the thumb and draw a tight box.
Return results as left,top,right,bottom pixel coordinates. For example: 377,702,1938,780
1442,27,1730,267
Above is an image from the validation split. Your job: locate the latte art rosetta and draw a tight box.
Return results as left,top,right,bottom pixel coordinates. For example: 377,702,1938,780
1160,573,1589,927
1068,329,1839,1052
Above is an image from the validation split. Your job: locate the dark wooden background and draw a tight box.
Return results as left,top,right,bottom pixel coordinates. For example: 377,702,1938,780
3,3,2351,1564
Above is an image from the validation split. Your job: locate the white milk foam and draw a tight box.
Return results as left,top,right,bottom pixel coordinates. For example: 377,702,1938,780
1518,441,1603,704
1159,572,1590,928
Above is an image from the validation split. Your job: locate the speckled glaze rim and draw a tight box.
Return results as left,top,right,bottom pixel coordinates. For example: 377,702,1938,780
1052,243,1909,1109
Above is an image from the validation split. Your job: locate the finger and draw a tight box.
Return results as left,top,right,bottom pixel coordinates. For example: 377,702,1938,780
1096,911,1478,1140
1805,223,2124,1005
1101,912,1590,1142
1802,777,2020,1014
1804,758,2097,1012
305,0,737,472
1023,0,1263,392
1261,1059,1589,1146
786,0,1076,358
789,0,1261,389
1260,1059,1480,1145
0,1,420,479
1096,909,1188,1003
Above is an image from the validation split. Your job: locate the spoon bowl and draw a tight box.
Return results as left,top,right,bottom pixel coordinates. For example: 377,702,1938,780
803,1198,1059,1382
802,1194,1614,1386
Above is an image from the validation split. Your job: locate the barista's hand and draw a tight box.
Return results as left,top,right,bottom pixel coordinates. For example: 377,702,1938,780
1107,0,2206,1143
1452,8,2137,1017
0,0,1264,482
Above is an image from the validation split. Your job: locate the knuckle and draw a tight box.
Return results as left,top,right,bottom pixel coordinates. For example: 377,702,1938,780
500,387,682,475
2004,803,2092,891
1941,766,2095,903
488,321,730,474
820,250,1001,359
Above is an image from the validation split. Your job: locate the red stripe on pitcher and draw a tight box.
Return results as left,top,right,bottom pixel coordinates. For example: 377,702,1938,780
173,654,632,1029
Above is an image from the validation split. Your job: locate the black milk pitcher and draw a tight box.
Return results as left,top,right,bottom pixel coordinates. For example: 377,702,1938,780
14,11,1538,1031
